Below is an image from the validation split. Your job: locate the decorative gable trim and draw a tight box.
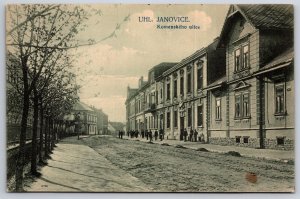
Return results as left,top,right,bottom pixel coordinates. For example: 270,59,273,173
233,80,251,91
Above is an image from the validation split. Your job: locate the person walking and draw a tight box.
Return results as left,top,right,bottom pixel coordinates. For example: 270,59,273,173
194,129,198,142
149,130,153,142
146,130,149,140
159,129,163,141
189,128,194,142
154,130,158,141
183,128,188,142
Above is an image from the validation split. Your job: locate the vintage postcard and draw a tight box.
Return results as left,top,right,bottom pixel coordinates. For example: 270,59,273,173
6,4,294,192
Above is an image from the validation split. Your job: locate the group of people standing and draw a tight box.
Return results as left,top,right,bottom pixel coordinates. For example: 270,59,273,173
125,129,165,142
180,128,204,142
119,128,205,143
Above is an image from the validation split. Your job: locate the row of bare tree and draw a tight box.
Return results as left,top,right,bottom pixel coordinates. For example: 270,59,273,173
6,5,90,192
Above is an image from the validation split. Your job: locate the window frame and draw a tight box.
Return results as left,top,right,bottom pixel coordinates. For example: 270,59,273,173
234,43,250,72
173,79,177,98
215,98,221,121
166,83,170,101
197,66,203,90
174,110,178,128
187,72,192,94
187,107,192,127
197,105,203,127
234,91,250,119
274,83,286,115
166,112,171,129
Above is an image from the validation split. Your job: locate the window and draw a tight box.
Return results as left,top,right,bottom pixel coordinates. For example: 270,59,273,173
156,91,158,104
197,67,203,90
243,136,249,144
187,73,192,93
236,136,241,143
234,48,241,71
242,93,249,117
275,84,285,114
166,83,170,100
167,112,170,128
174,110,178,128
235,92,250,118
188,108,192,127
242,45,249,69
216,98,221,120
173,79,177,98
180,76,184,95
277,137,285,145
235,95,241,118
197,105,203,127
160,88,163,99
235,44,250,72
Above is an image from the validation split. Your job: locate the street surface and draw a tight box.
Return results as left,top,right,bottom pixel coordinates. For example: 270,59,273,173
26,135,294,192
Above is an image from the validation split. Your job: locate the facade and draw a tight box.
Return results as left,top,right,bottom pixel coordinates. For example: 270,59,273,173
125,4,294,150
92,107,109,135
208,5,294,150
72,102,97,135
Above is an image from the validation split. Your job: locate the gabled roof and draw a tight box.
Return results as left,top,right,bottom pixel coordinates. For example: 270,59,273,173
218,4,293,47
238,4,293,30
73,101,93,112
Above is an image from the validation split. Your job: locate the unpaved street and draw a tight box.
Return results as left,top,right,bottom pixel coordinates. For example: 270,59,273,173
83,135,294,192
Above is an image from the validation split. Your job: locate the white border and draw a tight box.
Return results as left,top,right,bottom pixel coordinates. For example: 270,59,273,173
0,0,298,199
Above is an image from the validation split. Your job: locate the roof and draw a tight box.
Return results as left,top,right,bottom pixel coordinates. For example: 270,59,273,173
164,38,220,76
150,62,177,79
237,4,293,30
206,75,227,90
73,101,93,112
255,47,293,75
218,4,293,47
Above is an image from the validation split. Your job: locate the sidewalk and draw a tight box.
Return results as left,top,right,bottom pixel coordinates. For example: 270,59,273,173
25,136,150,192
125,136,294,162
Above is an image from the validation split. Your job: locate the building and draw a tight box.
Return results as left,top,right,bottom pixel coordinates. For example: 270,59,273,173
92,107,108,135
125,4,294,150
72,101,97,135
209,5,294,150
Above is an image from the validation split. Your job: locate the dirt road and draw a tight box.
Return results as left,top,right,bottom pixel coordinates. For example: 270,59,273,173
83,135,294,192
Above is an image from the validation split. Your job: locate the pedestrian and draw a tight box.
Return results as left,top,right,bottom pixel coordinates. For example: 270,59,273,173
154,130,158,141
184,128,188,142
118,130,121,139
120,131,123,139
194,129,198,142
141,130,145,138
149,130,153,142
127,131,129,137
189,128,193,142
180,129,183,141
200,133,204,143
146,130,149,140
159,129,163,141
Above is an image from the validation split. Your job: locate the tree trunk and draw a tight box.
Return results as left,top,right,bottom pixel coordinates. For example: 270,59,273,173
30,87,39,175
38,105,44,163
15,58,29,192
44,117,49,157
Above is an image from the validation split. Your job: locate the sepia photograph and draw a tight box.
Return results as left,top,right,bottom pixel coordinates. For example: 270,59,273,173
5,3,294,193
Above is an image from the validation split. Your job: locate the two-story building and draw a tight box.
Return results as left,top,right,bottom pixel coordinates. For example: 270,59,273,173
208,4,294,150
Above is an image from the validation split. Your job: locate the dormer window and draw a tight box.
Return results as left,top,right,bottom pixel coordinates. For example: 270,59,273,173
234,44,250,72
234,48,241,71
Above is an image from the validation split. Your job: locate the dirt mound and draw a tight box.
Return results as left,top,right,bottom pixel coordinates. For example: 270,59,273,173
225,151,241,157
196,148,209,152
175,145,187,149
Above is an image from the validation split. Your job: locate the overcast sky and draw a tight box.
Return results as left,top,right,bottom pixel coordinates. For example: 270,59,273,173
71,4,229,123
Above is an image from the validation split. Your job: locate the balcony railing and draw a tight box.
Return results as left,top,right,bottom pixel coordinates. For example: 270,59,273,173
144,103,156,113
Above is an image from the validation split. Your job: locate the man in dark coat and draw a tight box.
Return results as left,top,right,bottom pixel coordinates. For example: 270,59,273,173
159,129,163,141
146,130,149,140
189,128,194,142
149,130,153,142
194,129,198,142
154,130,158,141
183,128,188,142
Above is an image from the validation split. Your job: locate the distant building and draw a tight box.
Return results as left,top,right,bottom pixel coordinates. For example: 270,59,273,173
72,102,97,135
91,107,108,135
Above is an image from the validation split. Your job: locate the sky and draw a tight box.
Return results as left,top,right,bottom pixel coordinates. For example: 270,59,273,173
71,4,229,123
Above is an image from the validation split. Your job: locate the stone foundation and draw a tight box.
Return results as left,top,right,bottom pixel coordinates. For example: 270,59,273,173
209,137,294,150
